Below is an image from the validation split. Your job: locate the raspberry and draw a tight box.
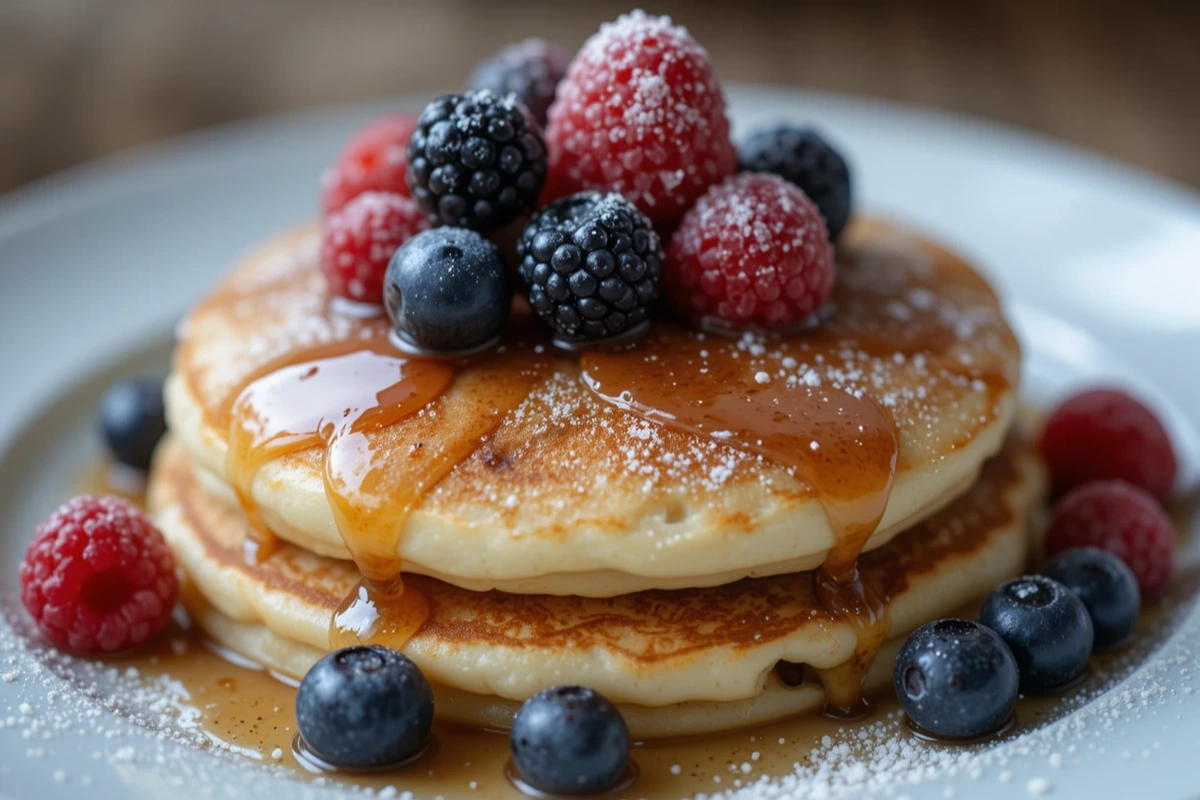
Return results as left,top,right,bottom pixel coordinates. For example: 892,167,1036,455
665,173,834,329
320,192,431,305
543,11,737,227
1044,481,1175,595
19,496,177,652
320,113,418,217
738,125,853,242
1039,388,1177,502
407,91,547,230
518,192,663,343
467,38,571,127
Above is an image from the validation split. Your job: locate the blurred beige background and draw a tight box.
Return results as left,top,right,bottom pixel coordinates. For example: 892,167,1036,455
2,0,1198,194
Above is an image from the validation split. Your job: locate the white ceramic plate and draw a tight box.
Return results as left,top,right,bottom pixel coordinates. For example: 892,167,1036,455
1,86,1198,799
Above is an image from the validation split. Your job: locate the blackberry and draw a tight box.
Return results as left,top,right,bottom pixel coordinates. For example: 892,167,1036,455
407,90,546,230
518,192,663,344
467,38,570,127
738,125,852,242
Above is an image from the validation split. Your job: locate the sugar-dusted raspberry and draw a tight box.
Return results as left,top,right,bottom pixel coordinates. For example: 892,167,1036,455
1044,480,1175,594
1039,388,1177,502
20,495,178,652
665,172,834,329
320,191,431,305
321,113,418,216
543,11,737,227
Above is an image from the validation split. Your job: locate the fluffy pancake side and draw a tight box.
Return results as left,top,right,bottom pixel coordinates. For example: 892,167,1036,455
149,433,1045,715
164,218,1021,595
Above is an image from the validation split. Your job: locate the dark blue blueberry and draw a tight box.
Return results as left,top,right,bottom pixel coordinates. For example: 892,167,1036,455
894,619,1019,739
737,125,852,241
98,377,166,471
384,227,511,354
1043,547,1140,648
510,686,630,796
295,646,433,769
979,575,1094,691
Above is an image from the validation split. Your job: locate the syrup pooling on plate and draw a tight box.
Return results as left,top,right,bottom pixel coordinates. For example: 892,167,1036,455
223,335,546,651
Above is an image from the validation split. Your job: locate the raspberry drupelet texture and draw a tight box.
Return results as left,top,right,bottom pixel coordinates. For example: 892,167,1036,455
543,11,737,227
1039,388,1177,502
407,90,547,230
20,495,178,653
518,192,663,343
321,113,418,217
320,191,432,305
467,38,571,128
738,125,853,242
665,172,835,329
1044,480,1175,595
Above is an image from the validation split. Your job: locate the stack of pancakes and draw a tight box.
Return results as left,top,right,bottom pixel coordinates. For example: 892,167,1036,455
147,218,1044,737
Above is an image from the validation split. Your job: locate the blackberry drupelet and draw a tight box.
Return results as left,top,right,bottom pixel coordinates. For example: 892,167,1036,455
518,192,664,344
467,38,570,127
407,90,546,230
738,125,852,242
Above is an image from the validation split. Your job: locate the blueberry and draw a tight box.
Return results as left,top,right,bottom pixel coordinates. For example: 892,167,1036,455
99,377,166,471
384,227,511,354
295,646,433,769
1043,547,1140,648
510,686,630,795
979,575,1094,691
893,619,1019,739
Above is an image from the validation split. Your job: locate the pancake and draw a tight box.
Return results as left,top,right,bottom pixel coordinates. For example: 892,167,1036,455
148,432,1045,735
164,217,1021,596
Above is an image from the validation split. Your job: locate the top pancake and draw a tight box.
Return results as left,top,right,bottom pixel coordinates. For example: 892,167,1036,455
165,218,1020,595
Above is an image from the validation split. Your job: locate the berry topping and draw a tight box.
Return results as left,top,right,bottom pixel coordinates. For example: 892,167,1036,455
543,11,737,226
979,575,1094,691
99,377,166,472
510,686,630,796
407,91,547,230
321,113,418,217
19,496,177,653
1039,388,1177,502
1043,547,1141,648
893,619,1018,739
518,192,663,344
320,192,432,306
467,38,571,128
384,227,511,354
1044,480,1175,595
738,125,853,242
665,172,835,329
296,645,434,770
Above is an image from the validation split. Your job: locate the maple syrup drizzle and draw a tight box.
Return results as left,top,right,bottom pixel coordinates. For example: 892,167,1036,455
581,328,900,714
221,333,548,652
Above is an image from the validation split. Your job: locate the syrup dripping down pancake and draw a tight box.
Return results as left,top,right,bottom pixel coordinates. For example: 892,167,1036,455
148,433,1044,735
164,218,1021,596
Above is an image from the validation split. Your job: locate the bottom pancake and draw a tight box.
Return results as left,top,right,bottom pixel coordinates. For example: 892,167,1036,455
148,434,1045,736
